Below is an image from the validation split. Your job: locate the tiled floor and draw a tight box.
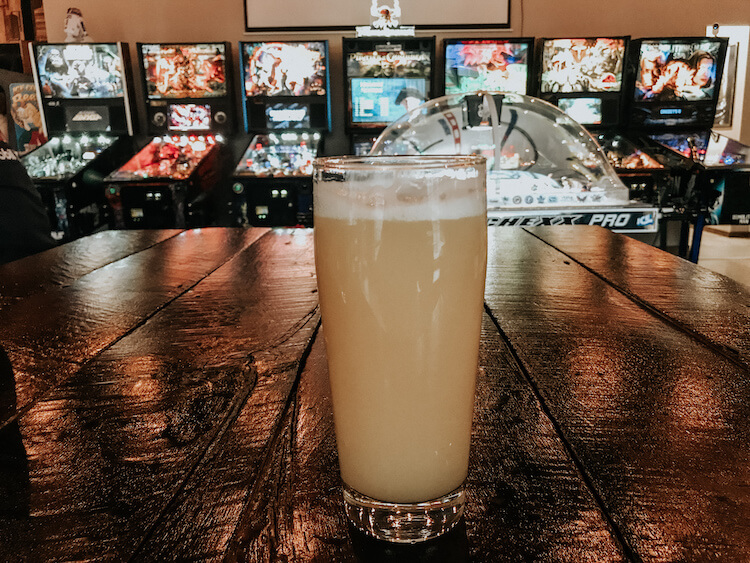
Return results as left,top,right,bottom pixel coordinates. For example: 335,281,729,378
696,230,750,290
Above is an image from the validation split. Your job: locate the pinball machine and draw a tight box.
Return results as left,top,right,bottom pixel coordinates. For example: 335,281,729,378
343,36,436,156
23,42,136,241
104,42,235,229
623,35,730,257
229,40,331,227
535,36,680,207
650,129,750,256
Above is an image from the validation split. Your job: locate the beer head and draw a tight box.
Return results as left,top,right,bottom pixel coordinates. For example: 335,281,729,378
313,155,487,221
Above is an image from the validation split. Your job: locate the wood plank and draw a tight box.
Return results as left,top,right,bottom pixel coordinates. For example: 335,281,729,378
125,229,320,562
484,227,750,561
0,229,184,308
526,225,750,369
224,316,627,562
225,324,349,563
0,228,268,429
0,229,319,561
466,315,627,562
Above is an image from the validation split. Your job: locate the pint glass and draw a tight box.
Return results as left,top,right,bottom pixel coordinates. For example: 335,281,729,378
313,155,487,543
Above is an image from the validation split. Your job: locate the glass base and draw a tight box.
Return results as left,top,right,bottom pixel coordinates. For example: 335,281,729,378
342,483,465,544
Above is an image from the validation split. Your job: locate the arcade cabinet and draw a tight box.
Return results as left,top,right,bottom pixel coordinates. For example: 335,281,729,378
343,36,435,155
23,42,136,241
230,40,331,227
104,42,235,229
625,36,729,258
535,35,674,204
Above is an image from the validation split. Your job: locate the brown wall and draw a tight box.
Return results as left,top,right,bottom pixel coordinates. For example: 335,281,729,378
41,0,750,150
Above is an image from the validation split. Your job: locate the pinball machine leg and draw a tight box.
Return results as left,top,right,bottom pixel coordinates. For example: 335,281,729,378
678,220,688,258
688,213,705,264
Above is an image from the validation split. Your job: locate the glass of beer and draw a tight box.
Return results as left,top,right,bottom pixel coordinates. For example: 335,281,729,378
313,155,487,543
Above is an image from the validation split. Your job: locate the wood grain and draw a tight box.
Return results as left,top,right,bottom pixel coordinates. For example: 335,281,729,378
1,226,749,562
0,229,183,307
485,227,750,562
121,229,320,561
0,228,267,428
0,229,318,561
223,315,627,562
526,225,750,369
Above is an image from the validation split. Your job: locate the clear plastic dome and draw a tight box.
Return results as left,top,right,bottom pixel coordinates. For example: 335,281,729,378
371,92,630,209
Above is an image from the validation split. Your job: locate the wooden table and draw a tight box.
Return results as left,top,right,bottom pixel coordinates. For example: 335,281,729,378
1,226,749,562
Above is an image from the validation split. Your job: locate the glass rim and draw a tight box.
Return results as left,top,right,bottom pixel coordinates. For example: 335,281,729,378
313,154,486,171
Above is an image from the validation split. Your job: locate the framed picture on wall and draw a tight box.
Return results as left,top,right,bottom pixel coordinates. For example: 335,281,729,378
9,83,46,154
244,0,510,32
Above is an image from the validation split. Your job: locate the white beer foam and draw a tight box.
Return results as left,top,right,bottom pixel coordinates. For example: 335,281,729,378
315,174,487,221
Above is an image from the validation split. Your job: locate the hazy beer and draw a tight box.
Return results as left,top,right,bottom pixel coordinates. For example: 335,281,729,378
313,155,487,542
